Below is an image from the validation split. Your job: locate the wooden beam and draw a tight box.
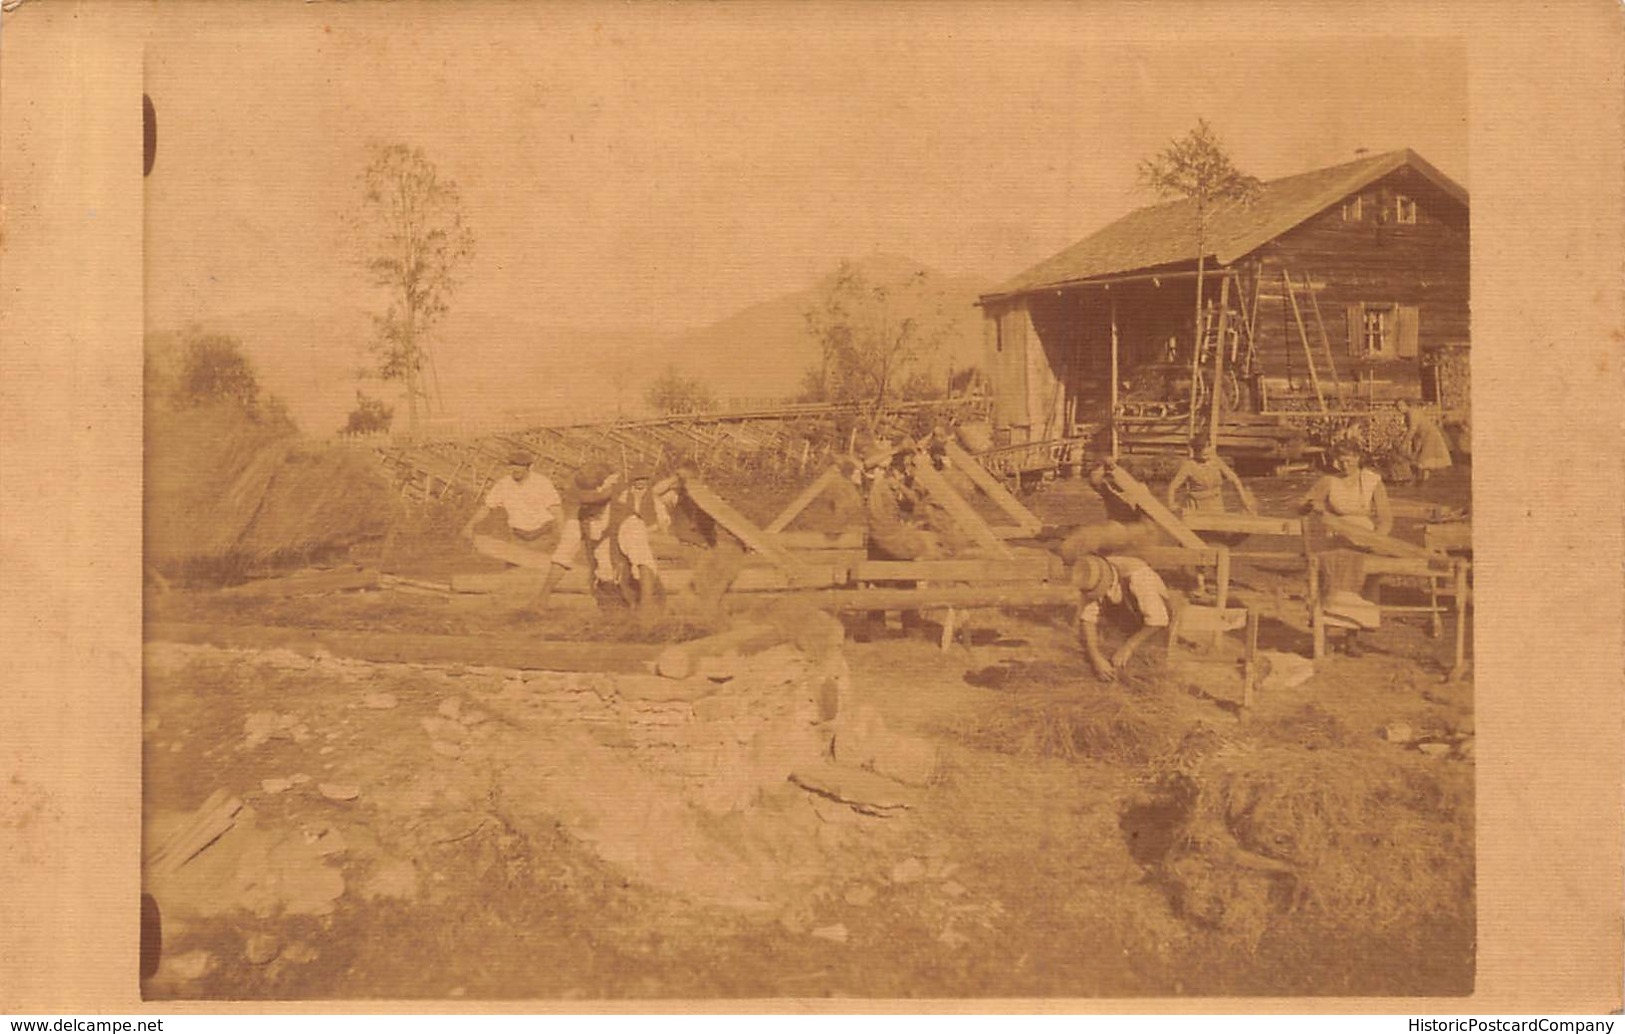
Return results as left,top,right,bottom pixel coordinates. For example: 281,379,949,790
1207,274,1232,445
736,583,1076,613
764,466,845,534
941,440,1042,535
851,557,1054,584
679,474,801,570
1103,465,1207,550
768,529,867,550
907,456,1015,559
1109,290,1120,461
219,567,380,598
1320,515,1439,560
1180,513,1305,537
1129,546,1222,570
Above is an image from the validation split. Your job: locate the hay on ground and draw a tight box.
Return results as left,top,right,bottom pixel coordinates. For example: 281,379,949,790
956,682,1179,764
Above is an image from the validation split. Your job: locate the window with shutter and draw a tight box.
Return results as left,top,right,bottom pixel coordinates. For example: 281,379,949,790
1346,304,1363,357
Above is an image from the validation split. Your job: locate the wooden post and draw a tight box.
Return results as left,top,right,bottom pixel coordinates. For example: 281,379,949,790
1207,274,1232,445
1450,560,1470,681
1215,546,1231,611
1109,289,1121,461
1241,607,1261,708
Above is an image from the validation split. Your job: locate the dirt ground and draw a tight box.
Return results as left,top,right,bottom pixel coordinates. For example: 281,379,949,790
142,462,1474,1000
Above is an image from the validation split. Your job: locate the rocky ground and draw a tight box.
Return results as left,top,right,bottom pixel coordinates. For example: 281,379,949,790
141,463,1475,1000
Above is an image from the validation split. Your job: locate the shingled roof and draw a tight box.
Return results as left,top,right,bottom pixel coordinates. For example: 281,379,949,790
981,149,1468,302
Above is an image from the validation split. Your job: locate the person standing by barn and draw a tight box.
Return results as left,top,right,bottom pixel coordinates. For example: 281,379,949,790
1165,433,1258,516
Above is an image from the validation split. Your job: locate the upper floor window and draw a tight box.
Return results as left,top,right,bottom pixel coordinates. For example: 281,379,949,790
1394,195,1417,225
1342,196,1364,222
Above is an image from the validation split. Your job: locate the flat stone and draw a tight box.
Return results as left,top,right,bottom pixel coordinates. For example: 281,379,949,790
244,934,280,966
1382,722,1415,744
1418,742,1451,757
420,716,467,742
461,709,489,726
288,773,312,785
430,740,463,759
843,884,877,907
260,778,294,795
362,693,399,710
940,880,968,898
438,698,463,721
243,711,281,747
810,923,849,943
319,783,360,801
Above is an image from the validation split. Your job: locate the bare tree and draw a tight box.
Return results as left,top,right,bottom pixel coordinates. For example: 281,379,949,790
1138,119,1261,433
803,261,954,413
356,144,475,438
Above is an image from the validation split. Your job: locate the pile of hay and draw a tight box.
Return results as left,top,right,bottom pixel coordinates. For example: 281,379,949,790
956,667,1180,764
1141,720,1474,949
146,403,397,583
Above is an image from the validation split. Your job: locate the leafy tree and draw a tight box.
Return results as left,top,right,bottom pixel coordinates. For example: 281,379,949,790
355,143,475,438
174,332,261,411
1138,119,1261,432
645,365,717,416
341,391,395,436
802,261,955,410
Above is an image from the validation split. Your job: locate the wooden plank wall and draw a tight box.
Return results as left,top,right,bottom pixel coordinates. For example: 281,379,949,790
1248,166,1470,400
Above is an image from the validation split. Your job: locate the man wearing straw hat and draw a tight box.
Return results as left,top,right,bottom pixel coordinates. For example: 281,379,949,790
460,449,562,545
1068,551,1176,682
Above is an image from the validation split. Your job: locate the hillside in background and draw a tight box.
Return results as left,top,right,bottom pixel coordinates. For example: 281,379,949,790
148,256,991,437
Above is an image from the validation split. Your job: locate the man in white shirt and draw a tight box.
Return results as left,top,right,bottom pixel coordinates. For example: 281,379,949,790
461,450,562,544
1071,552,1175,682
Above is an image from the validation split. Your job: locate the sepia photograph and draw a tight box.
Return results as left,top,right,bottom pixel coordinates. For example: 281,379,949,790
4,0,1621,1017
133,7,1479,1001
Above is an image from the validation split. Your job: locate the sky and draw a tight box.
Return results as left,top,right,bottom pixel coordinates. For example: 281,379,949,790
143,4,1468,336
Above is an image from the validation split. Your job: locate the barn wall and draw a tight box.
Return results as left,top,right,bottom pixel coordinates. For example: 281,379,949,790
1247,166,1470,402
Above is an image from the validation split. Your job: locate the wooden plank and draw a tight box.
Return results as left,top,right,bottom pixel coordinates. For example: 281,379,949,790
1422,522,1472,553
765,466,845,534
1103,465,1207,550
145,622,664,673
851,557,1053,584
907,455,1014,559
941,440,1042,534
768,529,867,550
220,567,381,598
1320,515,1439,559
736,584,1077,613
679,474,801,570
1180,513,1305,537
1129,546,1222,570
1206,274,1232,444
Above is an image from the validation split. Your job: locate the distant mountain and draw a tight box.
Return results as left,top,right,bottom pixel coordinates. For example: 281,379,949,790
654,254,992,407
149,255,992,436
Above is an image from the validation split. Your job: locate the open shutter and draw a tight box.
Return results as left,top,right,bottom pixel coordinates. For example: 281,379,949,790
1394,304,1420,358
1345,303,1363,357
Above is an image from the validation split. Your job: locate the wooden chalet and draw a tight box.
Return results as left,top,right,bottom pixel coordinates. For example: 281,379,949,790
977,149,1469,458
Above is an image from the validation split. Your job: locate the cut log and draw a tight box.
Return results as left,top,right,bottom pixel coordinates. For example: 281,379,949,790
145,623,663,673
679,475,801,570
146,790,244,874
907,457,1014,559
941,440,1042,535
220,568,380,598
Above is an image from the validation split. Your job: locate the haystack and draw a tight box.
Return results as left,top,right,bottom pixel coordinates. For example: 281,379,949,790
958,665,1181,764
1141,723,1474,949
146,403,397,582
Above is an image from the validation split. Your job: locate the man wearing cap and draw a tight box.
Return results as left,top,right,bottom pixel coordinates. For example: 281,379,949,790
461,450,562,544
534,465,665,612
1070,551,1175,681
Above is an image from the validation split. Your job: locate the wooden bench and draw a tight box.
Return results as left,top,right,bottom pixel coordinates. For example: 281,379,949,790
1306,552,1470,677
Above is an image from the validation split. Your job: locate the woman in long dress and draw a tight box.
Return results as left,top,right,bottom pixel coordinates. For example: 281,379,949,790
1397,399,1453,483
1298,440,1392,656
